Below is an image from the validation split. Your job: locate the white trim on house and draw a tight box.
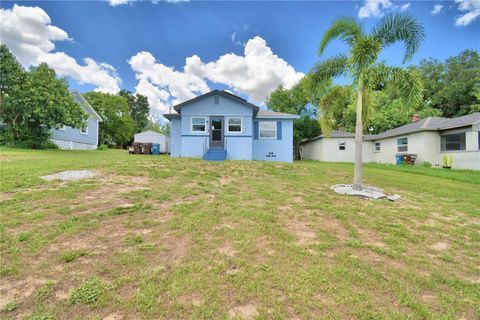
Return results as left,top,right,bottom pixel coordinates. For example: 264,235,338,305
259,121,277,139
226,117,243,134
191,116,207,133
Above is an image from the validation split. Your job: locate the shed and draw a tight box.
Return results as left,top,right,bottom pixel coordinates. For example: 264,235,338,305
134,130,169,153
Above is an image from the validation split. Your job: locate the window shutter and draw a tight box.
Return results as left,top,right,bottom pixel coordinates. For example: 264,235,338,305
276,121,282,140
254,121,259,140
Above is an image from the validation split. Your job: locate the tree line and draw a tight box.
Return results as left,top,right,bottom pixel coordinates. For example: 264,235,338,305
0,44,167,149
267,48,480,157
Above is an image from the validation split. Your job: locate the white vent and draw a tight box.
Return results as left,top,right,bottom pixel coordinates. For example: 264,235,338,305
214,95,219,105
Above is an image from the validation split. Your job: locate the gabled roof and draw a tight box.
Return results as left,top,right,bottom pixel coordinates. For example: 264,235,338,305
135,130,165,136
71,91,102,122
172,90,260,115
371,113,480,140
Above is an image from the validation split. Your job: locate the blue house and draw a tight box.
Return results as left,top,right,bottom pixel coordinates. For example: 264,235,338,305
164,90,299,162
50,91,102,150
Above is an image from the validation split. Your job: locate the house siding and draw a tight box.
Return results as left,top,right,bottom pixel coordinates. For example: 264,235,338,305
50,117,99,149
253,119,294,163
170,118,181,157
301,125,480,170
176,94,254,159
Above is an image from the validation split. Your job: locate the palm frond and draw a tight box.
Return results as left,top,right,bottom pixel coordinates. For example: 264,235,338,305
372,13,425,63
309,54,350,84
319,16,364,55
364,65,424,108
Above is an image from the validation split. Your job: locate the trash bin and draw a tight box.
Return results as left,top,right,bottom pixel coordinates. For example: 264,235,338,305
151,143,160,155
143,143,152,155
396,154,404,165
132,142,142,154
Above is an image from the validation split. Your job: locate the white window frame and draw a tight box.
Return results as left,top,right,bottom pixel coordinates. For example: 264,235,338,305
374,142,381,152
440,132,466,151
80,125,88,135
227,117,243,133
259,121,277,140
338,141,346,151
191,117,207,133
397,137,408,153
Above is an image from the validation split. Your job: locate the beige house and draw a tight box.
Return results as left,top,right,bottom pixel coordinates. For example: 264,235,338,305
300,113,480,170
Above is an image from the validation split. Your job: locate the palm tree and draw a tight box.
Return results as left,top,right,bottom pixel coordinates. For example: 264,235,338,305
311,13,425,189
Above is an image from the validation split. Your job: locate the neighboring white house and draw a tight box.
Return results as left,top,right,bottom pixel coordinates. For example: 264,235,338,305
300,113,480,170
134,130,169,153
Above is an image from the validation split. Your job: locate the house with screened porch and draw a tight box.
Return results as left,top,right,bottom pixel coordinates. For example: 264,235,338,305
164,90,299,162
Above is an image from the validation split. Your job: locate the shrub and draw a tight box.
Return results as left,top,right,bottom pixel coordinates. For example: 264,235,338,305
39,140,59,150
421,162,432,168
60,249,88,263
97,144,108,151
69,277,106,305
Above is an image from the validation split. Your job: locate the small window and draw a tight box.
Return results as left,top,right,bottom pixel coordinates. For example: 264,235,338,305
227,117,242,133
259,121,276,139
375,142,381,152
214,95,219,105
80,125,88,134
339,141,346,151
397,137,408,153
191,117,206,132
441,132,466,151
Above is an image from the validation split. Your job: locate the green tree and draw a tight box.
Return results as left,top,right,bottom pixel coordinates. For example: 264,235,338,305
311,14,424,188
119,89,150,133
0,45,86,148
266,75,325,159
83,92,135,146
415,49,480,117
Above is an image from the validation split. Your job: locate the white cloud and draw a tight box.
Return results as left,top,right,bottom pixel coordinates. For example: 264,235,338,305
38,53,121,93
431,4,444,15
0,4,70,66
358,0,393,18
129,36,304,116
455,0,480,26
0,4,122,93
107,0,189,6
108,0,131,6
400,2,410,11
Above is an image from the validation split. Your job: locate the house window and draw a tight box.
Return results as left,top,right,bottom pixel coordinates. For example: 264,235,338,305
214,95,219,105
80,125,88,134
441,132,466,151
259,121,276,139
191,117,206,132
397,137,408,153
375,142,381,152
227,117,242,133
339,141,346,151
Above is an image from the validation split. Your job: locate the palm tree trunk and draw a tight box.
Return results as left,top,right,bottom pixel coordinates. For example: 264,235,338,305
353,86,363,190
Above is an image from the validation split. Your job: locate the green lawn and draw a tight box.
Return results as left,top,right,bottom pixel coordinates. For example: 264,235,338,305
1,148,479,319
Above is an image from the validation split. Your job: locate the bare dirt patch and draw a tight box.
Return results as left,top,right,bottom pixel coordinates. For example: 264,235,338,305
356,227,386,248
218,241,237,257
177,294,202,307
320,215,350,241
228,304,258,319
430,241,449,251
286,218,317,245
0,277,49,309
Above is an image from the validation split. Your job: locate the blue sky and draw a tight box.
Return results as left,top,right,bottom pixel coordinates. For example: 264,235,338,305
1,0,479,115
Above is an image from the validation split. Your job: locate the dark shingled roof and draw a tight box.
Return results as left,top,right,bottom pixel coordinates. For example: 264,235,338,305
370,113,480,140
172,89,260,115
300,113,480,144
